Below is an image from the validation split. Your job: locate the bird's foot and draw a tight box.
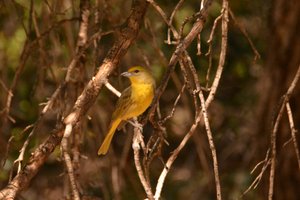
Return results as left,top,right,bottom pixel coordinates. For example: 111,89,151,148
128,119,143,132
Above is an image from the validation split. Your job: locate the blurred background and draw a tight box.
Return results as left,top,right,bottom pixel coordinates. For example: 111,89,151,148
0,0,299,199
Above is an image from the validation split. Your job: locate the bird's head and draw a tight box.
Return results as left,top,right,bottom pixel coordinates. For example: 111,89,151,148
121,66,155,85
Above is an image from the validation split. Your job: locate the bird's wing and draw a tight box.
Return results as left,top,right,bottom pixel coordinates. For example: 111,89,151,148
111,86,133,120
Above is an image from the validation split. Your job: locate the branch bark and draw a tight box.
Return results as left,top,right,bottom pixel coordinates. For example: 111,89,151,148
148,0,213,122
0,0,149,199
132,126,154,200
153,1,229,199
64,0,149,126
268,64,300,200
0,129,64,200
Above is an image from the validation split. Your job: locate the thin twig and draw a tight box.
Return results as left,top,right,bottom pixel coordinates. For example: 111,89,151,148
205,14,222,87
179,58,199,118
160,84,186,124
41,30,113,115
181,46,223,200
1,39,31,129
206,14,222,55
60,1,90,198
286,102,300,171
148,0,213,122
183,49,222,200
0,78,9,93
65,0,90,82
179,6,229,198
228,8,261,61
0,129,64,199
0,1,149,198
2,17,80,119
61,133,81,200
242,150,271,197
147,0,179,41
154,1,226,199
198,87,222,200
63,0,148,127
13,125,35,174
105,81,121,97
154,111,202,200
206,1,229,106
168,0,185,43
183,51,200,91
179,12,201,38
132,125,154,200
197,33,201,55
268,64,300,200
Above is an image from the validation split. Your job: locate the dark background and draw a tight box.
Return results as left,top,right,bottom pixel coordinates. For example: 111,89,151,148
0,0,299,199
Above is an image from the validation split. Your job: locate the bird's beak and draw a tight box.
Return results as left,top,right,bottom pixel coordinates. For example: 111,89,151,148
121,71,133,77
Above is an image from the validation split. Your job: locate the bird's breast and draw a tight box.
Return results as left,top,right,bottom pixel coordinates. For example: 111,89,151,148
124,83,154,119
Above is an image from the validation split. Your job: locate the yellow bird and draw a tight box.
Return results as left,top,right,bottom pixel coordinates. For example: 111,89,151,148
98,66,155,155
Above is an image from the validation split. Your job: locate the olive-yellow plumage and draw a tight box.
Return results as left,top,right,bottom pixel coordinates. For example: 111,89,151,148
98,66,155,155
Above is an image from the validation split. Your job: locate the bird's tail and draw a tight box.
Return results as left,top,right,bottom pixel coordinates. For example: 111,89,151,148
98,119,121,155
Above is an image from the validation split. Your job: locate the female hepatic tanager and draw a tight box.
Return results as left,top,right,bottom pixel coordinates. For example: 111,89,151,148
98,66,155,155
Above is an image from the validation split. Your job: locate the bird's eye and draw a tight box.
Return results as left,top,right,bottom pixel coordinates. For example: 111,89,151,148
134,70,139,73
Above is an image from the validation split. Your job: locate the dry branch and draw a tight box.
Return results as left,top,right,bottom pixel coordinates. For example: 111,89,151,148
268,64,300,200
133,126,155,200
153,1,229,199
242,150,271,196
60,1,90,199
286,102,300,171
63,0,148,126
104,81,153,199
61,134,81,200
0,129,64,200
148,0,213,122
243,66,300,199
228,8,261,61
0,0,149,199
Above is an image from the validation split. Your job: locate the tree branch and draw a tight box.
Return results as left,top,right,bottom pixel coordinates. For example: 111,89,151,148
64,0,148,126
154,1,229,199
268,64,300,200
132,126,154,200
0,129,64,200
0,0,149,198
147,0,213,123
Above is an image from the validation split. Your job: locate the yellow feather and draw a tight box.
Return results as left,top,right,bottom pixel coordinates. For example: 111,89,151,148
98,66,155,155
98,118,121,155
